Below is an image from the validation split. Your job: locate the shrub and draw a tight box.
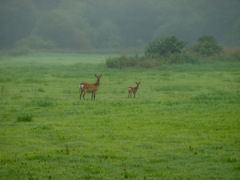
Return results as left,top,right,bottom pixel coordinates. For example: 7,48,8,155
105,35,200,69
106,55,142,68
145,35,187,57
192,34,222,56
138,57,163,68
166,52,199,64
223,48,240,62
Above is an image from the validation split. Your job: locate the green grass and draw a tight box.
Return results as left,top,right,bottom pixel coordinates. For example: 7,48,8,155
17,114,33,122
0,53,240,179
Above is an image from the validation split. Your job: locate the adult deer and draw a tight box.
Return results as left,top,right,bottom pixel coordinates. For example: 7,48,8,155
79,74,102,100
128,82,141,98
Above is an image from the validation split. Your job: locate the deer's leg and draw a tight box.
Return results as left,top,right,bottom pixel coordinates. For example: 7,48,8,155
91,92,93,100
80,90,83,99
83,90,86,100
134,92,136,98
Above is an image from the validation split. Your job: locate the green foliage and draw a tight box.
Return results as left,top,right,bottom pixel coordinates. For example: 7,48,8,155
106,55,143,68
17,114,33,122
1,1,240,51
30,97,53,107
222,48,240,62
7,45,32,56
106,52,199,68
0,0,37,49
15,35,56,50
163,52,198,64
193,35,222,56
105,46,240,68
145,36,187,57
106,35,198,68
35,11,90,49
8,35,56,55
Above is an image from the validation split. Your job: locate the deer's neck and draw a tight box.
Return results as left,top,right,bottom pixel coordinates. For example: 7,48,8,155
96,79,100,86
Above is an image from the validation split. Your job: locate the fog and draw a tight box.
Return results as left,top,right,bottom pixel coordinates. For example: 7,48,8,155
0,0,240,51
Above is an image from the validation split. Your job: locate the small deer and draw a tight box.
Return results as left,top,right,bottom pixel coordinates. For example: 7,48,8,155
79,74,102,100
128,82,141,98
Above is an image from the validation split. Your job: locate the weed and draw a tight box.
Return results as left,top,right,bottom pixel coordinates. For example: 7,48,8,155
37,87,45,92
235,164,240,170
227,157,237,163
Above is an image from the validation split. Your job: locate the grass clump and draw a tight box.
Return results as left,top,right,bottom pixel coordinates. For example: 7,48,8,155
17,114,33,122
30,97,54,107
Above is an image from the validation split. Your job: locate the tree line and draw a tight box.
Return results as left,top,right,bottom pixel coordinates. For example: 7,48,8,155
106,35,240,68
0,0,240,53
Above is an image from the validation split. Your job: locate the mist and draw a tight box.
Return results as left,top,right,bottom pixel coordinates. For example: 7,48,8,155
0,0,240,51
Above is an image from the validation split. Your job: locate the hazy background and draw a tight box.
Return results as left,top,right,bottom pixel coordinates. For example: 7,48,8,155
0,0,240,52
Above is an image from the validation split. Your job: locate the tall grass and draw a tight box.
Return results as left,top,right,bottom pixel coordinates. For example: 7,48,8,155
17,114,33,122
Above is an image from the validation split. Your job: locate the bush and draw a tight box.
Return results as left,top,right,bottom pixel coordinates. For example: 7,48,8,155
192,34,222,56
145,35,187,57
164,53,199,64
223,48,240,61
138,57,163,68
106,55,142,68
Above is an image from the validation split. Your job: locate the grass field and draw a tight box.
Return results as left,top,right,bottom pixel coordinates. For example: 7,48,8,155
0,53,240,179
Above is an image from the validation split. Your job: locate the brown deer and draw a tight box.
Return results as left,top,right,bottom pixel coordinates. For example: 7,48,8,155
128,82,141,98
79,74,102,100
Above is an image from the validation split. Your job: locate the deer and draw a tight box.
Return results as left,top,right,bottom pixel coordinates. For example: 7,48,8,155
128,82,141,98
79,74,102,100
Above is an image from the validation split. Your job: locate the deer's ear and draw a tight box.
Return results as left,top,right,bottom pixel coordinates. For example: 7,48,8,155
95,74,97,77
100,74,102,77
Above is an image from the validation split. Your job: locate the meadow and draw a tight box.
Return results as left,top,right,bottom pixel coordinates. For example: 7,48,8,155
0,53,240,179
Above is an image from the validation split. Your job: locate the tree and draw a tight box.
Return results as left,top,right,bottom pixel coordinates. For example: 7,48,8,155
0,0,36,49
35,11,90,49
145,35,187,57
193,35,222,56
